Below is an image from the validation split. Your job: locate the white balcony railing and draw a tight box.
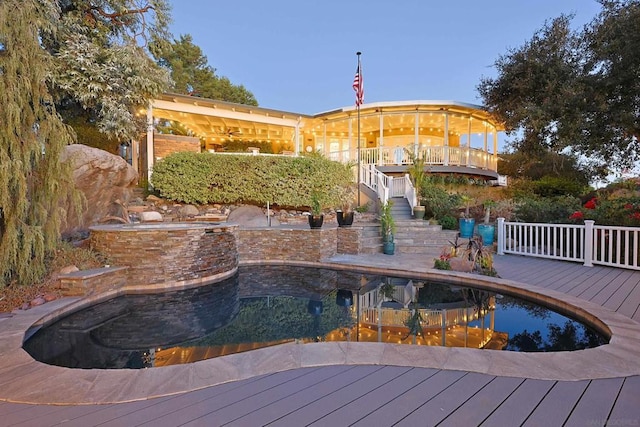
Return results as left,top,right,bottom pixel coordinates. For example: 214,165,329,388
330,145,498,171
497,219,640,271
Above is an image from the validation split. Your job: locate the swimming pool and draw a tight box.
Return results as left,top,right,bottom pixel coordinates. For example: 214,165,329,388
22,265,608,369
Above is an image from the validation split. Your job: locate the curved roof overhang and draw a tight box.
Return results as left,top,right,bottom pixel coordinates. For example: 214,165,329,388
145,94,504,144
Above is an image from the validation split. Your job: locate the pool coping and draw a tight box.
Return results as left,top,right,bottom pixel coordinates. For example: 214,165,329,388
1,258,640,405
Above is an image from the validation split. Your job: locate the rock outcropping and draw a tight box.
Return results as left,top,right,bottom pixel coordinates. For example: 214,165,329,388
61,144,138,238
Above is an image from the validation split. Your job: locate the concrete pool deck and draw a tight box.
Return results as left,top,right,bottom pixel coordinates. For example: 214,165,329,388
1,254,640,406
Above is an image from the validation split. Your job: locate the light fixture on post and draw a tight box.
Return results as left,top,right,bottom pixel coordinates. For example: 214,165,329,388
119,141,131,164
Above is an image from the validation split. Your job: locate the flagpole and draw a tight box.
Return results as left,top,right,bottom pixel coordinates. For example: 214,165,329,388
356,51,362,208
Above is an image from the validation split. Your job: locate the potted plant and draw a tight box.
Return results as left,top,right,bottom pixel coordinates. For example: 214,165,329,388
379,200,396,255
308,191,324,229
406,150,427,220
458,194,475,238
336,204,354,227
336,183,356,227
477,199,496,245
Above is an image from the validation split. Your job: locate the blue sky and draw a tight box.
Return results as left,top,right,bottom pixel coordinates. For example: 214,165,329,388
167,0,602,117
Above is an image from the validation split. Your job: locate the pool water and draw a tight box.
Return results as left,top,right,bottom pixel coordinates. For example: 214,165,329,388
23,266,608,369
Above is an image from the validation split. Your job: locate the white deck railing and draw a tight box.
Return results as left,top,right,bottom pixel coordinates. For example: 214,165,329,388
332,145,498,171
360,306,485,329
497,219,640,270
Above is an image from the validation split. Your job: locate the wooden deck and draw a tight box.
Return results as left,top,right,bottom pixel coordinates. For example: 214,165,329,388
2,255,640,426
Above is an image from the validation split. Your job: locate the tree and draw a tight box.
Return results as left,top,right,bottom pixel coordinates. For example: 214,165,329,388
478,0,640,179
0,0,78,286
50,0,172,142
0,0,171,287
153,34,258,105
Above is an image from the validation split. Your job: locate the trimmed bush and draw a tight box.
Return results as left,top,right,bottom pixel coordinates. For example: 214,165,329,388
150,152,355,208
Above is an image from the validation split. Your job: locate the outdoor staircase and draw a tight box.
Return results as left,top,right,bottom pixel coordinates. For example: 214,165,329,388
362,197,459,257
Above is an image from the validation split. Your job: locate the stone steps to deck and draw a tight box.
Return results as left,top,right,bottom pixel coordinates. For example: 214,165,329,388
358,218,458,257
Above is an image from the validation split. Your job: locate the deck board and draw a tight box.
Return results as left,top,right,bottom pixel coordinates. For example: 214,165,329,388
350,370,468,427
134,366,355,427
263,365,413,427
393,372,494,426
564,377,625,427
304,367,439,427
479,378,556,427
522,380,590,426
608,376,640,424
436,376,525,427
3,255,640,426
593,270,638,308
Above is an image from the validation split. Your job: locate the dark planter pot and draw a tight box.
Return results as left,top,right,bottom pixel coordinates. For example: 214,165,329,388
383,241,395,255
337,211,354,227
459,218,475,238
413,206,426,220
477,223,495,245
308,214,324,229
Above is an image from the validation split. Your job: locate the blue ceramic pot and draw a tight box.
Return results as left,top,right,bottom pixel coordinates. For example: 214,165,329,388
459,218,475,238
477,223,495,245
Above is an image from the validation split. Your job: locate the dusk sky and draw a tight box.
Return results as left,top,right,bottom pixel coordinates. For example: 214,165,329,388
167,1,602,119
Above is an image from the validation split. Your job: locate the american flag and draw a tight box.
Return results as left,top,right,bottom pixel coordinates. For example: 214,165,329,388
353,62,364,106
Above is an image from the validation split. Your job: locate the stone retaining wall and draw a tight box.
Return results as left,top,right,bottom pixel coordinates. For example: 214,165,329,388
78,224,365,296
57,266,128,296
89,223,238,286
236,227,338,262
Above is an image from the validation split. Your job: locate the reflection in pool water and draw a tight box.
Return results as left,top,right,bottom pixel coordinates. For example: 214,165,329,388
23,266,608,369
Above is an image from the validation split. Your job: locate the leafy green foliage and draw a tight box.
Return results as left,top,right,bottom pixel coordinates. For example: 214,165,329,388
422,186,459,219
531,176,587,198
479,1,640,177
0,0,80,286
48,1,172,141
439,215,458,230
152,34,257,105
150,152,355,208
513,195,581,223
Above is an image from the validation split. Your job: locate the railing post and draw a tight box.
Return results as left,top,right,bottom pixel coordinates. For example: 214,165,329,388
497,217,505,255
584,220,594,267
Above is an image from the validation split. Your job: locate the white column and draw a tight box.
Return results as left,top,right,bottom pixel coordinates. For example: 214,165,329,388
348,116,353,163
322,121,327,154
584,220,594,267
294,118,300,156
497,217,505,255
467,115,472,167
146,106,154,188
484,123,488,169
493,128,498,171
378,110,384,165
414,110,419,156
443,112,449,166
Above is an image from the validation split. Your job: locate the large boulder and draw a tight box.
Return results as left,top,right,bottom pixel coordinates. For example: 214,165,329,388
228,205,280,227
61,144,138,237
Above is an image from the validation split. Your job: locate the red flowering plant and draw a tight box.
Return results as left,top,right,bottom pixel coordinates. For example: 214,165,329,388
569,196,640,227
568,197,597,224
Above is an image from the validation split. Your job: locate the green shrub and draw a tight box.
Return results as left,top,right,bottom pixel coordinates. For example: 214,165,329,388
422,186,459,219
150,152,354,208
439,215,458,230
513,195,581,223
532,176,587,198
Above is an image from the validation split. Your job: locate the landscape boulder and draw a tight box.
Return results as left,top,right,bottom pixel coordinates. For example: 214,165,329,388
228,205,280,227
61,144,138,238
